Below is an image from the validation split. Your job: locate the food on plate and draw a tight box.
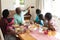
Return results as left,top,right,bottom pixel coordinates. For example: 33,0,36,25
44,30,48,35
15,26,26,34
48,31,56,36
12,24,19,28
28,24,38,31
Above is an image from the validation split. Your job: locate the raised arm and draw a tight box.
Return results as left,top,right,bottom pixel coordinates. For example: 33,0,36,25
22,6,30,15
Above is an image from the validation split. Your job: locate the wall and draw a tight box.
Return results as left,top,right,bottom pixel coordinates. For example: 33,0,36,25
1,0,37,10
42,0,60,18
39,0,43,10
25,0,43,20
25,0,37,20
42,0,53,15
1,0,42,20
53,0,60,18
1,0,15,11
37,0,43,14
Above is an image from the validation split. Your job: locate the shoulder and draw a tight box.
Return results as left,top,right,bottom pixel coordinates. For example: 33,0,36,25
36,16,38,18
50,19,55,23
14,13,18,18
14,13,17,16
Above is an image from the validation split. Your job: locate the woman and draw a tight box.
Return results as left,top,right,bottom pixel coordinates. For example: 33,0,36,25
0,9,17,40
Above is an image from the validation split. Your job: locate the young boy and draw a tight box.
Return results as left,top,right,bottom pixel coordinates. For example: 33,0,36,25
35,9,41,23
38,14,44,26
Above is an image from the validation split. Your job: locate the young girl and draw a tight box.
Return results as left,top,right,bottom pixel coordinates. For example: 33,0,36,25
44,13,55,31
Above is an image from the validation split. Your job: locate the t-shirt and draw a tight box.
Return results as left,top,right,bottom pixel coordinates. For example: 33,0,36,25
35,15,39,23
38,20,44,26
35,15,44,26
45,19,55,27
44,19,56,31
14,10,28,24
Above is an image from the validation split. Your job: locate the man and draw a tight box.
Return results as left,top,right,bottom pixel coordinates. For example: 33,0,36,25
14,7,30,25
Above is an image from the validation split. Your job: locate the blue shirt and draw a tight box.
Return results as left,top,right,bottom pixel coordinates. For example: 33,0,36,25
39,20,44,26
14,10,28,24
14,14,22,24
35,15,44,26
35,15,39,23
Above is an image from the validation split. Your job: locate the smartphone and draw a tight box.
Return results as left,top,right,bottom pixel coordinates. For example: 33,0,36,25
31,6,34,8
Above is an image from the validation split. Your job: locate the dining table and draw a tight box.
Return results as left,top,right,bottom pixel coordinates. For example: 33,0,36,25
18,32,36,40
18,30,60,40
13,24,60,40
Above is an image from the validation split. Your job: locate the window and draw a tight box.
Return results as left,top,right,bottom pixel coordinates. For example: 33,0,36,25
14,0,25,9
43,0,60,18
20,0,25,5
42,0,53,15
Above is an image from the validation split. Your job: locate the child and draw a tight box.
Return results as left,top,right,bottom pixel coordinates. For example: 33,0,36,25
35,9,41,23
38,14,44,26
44,13,55,31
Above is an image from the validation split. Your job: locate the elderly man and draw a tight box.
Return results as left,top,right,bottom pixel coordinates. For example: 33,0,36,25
14,7,30,25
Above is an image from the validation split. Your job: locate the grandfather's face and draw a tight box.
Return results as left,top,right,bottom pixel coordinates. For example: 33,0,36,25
16,8,21,14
